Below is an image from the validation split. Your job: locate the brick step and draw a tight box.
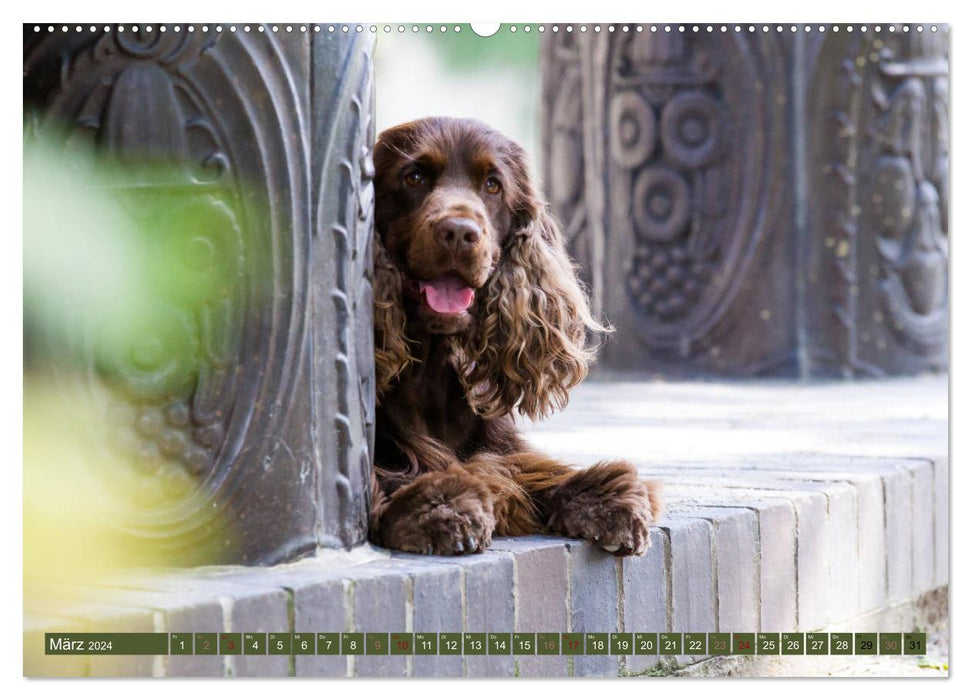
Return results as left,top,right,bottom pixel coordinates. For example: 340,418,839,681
25,377,947,677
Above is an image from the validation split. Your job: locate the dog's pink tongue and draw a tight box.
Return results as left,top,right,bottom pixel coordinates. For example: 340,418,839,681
419,277,475,314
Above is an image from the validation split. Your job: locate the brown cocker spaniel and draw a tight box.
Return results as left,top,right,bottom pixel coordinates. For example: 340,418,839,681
369,117,660,556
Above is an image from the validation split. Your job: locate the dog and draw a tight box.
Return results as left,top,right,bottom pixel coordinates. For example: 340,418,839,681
368,116,659,556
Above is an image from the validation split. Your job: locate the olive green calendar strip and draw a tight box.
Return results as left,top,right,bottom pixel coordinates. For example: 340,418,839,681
45,633,169,655
44,631,927,656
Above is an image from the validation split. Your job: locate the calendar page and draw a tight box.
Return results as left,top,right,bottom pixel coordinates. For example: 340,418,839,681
21,8,950,684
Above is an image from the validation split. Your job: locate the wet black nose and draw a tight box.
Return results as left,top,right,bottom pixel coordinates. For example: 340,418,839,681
435,217,482,252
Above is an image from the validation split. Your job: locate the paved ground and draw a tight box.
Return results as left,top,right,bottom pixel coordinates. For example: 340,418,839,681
524,375,947,469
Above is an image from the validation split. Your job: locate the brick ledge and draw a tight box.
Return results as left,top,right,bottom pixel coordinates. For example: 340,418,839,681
25,377,947,677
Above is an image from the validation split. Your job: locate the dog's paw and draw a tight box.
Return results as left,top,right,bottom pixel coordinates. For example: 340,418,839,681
545,461,660,556
378,467,496,555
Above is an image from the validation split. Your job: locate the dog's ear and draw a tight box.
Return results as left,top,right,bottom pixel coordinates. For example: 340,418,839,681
451,142,609,420
372,233,414,400
371,126,417,400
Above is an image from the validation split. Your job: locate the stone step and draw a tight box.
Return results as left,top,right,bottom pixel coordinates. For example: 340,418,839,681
25,376,947,677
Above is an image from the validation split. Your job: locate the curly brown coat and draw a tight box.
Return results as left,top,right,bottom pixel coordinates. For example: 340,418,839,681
370,117,660,556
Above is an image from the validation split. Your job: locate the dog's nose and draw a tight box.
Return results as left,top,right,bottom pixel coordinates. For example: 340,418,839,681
435,217,482,252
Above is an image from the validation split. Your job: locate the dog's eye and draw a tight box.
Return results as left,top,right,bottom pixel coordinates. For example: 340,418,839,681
404,171,425,188
484,177,501,195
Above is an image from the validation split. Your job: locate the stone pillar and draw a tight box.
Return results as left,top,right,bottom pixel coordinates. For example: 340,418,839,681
542,25,948,378
803,28,949,376
23,25,376,565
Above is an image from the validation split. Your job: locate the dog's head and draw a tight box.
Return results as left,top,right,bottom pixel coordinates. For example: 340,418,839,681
373,117,528,334
372,117,607,419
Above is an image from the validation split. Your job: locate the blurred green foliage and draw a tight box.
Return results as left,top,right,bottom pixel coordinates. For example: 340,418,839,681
424,24,540,70
24,131,245,580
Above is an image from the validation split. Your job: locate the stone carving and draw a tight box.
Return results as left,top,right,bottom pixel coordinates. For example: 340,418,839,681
541,31,593,293
608,32,785,360
805,25,948,376
545,30,795,375
871,57,948,349
26,28,250,515
310,30,377,549
543,26,947,378
24,25,376,563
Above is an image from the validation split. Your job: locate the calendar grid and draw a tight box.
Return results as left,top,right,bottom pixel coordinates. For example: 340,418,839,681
44,632,928,657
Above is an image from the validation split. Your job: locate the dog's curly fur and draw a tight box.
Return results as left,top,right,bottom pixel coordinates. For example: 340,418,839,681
369,116,660,556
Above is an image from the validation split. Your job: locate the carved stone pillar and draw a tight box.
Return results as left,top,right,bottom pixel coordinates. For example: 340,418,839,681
23,25,376,564
542,25,948,378
804,28,949,376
